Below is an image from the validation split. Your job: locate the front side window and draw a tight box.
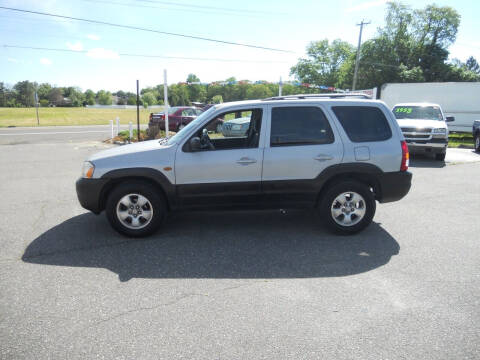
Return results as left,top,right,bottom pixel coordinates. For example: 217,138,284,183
184,108,263,151
270,106,334,146
392,105,443,121
332,106,392,143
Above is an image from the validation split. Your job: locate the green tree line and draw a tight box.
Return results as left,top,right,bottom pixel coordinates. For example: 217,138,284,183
0,75,318,108
290,1,480,89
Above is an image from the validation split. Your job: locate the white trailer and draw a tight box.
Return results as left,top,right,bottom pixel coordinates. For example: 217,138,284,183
379,82,480,132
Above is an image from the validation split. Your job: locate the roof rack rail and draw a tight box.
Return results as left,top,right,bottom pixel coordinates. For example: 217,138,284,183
262,93,372,101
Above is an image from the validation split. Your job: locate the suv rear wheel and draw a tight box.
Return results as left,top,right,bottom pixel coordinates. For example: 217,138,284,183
319,181,376,235
435,152,446,161
106,181,166,237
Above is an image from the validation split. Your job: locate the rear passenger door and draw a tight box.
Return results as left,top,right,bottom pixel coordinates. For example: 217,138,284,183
262,105,344,206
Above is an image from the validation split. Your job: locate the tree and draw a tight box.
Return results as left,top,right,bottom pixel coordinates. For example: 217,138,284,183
49,88,64,106
127,94,137,105
64,87,84,106
212,95,223,104
96,90,113,105
466,56,480,74
0,82,8,107
186,74,206,103
141,91,157,107
37,83,52,101
292,2,463,89
14,80,37,107
84,89,96,105
168,84,189,106
246,84,274,100
290,39,355,87
186,74,200,83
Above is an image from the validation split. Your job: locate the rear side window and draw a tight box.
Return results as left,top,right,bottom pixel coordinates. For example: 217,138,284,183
332,106,392,142
271,107,334,146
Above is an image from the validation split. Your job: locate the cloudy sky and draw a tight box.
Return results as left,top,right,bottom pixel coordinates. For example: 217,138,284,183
1,0,479,92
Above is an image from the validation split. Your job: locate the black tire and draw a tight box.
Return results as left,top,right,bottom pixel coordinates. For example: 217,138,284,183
105,181,167,237
475,134,480,153
319,181,376,235
435,152,446,161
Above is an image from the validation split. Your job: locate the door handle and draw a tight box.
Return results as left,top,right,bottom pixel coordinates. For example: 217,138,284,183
314,154,333,161
236,157,257,165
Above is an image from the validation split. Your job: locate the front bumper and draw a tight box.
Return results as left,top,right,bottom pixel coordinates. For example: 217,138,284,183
76,177,109,214
377,171,412,203
405,138,447,153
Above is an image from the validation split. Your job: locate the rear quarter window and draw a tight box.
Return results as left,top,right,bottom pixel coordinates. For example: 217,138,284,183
332,106,392,142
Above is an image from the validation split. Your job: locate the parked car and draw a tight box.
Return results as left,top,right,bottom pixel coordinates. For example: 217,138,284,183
392,102,454,161
221,117,251,137
149,106,222,133
472,120,480,152
149,106,202,132
77,94,412,237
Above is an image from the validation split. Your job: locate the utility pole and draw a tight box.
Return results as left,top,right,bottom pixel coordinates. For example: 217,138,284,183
164,69,169,138
352,20,370,91
279,76,283,96
136,80,140,142
34,91,39,125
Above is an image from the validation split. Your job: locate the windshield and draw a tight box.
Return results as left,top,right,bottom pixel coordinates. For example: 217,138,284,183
393,106,443,121
166,106,216,145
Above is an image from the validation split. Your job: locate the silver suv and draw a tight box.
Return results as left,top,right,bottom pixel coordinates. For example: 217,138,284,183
76,94,412,237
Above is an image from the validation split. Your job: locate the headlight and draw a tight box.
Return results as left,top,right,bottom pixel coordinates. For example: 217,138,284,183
432,128,446,134
81,161,95,178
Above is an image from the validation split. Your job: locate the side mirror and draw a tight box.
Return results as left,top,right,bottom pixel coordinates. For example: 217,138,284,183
446,116,455,122
189,137,201,152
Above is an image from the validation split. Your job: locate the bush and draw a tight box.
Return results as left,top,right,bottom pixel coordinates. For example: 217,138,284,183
39,99,49,107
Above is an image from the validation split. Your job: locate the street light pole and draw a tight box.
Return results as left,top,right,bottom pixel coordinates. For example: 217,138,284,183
352,20,370,91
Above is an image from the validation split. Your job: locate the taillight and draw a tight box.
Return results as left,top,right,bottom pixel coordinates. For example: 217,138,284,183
161,114,165,120
400,140,409,171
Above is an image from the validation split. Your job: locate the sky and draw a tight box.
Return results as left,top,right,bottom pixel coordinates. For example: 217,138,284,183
0,0,479,92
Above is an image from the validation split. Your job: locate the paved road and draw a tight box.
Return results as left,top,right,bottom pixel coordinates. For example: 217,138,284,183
0,125,148,145
0,141,479,359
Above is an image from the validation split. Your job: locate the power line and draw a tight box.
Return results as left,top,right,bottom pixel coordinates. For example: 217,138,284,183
1,44,290,63
0,6,293,53
134,0,284,15
81,0,277,17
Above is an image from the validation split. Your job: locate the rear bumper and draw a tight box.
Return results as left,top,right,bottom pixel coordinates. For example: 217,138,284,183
76,177,109,214
377,171,412,203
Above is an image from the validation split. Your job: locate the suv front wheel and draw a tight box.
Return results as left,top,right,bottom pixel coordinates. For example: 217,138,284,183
319,181,376,235
106,181,166,237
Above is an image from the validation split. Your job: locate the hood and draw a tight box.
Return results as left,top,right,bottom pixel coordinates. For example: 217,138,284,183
396,119,447,129
88,140,169,161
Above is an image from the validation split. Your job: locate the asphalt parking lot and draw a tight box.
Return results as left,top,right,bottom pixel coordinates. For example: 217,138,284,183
0,139,479,359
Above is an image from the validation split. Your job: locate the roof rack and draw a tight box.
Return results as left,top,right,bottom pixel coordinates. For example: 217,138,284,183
262,93,372,101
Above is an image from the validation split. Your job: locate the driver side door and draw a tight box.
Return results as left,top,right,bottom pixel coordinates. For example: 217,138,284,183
174,107,265,208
